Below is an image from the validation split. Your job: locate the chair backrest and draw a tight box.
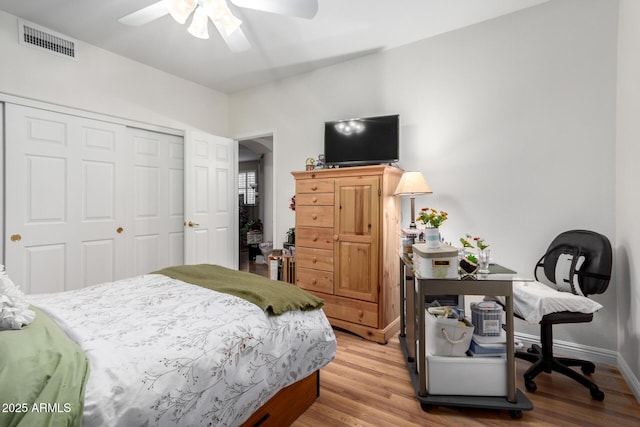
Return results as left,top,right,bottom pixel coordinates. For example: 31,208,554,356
535,229,612,296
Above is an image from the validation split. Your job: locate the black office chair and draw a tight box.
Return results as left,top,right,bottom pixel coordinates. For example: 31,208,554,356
515,230,612,401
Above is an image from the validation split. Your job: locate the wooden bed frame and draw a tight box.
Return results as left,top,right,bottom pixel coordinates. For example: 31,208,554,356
240,370,319,426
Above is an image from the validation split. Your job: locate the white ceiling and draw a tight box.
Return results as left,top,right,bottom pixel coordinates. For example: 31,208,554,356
0,0,548,94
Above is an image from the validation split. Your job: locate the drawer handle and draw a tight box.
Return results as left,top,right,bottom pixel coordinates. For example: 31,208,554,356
311,185,318,191
311,278,317,285
311,214,318,220
312,257,317,263
312,196,318,203
333,235,339,241
312,235,318,241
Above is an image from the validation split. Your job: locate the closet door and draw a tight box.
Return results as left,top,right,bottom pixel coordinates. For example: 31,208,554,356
129,128,185,274
5,104,132,293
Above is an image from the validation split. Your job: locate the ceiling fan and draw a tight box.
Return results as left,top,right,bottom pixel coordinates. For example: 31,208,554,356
119,0,319,52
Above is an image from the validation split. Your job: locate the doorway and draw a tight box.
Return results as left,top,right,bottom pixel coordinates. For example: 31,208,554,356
237,135,273,276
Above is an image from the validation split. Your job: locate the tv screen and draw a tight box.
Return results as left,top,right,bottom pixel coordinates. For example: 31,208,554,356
324,114,399,166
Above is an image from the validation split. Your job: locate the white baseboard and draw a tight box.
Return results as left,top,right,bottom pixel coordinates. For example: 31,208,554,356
514,332,640,403
617,354,640,403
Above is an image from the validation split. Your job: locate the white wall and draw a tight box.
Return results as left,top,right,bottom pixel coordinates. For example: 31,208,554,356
230,0,619,352
616,0,640,391
0,10,228,136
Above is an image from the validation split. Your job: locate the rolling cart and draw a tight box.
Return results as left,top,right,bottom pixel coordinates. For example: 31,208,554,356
399,256,533,418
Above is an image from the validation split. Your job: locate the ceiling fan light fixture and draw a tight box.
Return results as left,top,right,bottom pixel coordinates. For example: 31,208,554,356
167,0,197,24
216,12,242,36
203,0,242,36
188,7,210,39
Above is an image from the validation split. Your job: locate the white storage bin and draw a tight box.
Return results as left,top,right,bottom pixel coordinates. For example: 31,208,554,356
426,354,507,396
413,243,458,279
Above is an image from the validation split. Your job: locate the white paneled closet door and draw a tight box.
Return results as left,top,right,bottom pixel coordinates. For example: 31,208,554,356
129,128,185,275
5,104,132,293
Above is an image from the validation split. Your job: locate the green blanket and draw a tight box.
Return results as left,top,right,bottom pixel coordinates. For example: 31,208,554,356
0,307,89,427
153,264,324,315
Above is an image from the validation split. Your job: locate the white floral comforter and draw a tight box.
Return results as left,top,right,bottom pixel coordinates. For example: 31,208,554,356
27,274,336,427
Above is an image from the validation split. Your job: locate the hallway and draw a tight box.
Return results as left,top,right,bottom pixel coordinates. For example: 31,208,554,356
238,248,268,277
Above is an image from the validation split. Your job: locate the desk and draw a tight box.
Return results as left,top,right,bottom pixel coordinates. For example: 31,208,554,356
399,256,533,418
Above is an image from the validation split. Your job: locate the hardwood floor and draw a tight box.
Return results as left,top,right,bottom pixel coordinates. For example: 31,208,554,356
293,329,640,426
239,248,268,276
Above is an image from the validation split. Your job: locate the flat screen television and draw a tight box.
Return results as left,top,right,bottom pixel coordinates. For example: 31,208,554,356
324,114,399,166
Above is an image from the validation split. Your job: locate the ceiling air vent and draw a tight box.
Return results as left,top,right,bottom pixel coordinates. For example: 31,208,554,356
18,19,78,60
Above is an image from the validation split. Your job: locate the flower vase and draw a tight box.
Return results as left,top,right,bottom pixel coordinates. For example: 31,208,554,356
424,227,440,249
459,255,478,275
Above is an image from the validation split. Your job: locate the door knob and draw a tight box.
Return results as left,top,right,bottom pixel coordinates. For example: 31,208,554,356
185,221,200,227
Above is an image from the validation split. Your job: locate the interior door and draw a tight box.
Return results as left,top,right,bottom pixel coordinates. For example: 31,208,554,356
184,130,237,269
334,176,380,302
129,127,185,275
5,104,132,293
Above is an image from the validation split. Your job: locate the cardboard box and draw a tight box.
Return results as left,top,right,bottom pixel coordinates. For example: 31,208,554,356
413,243,458,279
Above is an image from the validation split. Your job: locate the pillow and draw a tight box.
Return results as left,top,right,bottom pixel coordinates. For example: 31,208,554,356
554,252,586,296
0,265,35,330
487,280,602,324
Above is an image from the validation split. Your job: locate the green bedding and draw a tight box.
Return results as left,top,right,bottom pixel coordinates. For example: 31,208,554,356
153,264,324,315
0,306,89,427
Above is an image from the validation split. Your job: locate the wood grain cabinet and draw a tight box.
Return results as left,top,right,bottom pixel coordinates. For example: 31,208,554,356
291,165,403,343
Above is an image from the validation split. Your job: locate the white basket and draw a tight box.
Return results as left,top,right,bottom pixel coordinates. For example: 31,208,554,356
426,312,474,357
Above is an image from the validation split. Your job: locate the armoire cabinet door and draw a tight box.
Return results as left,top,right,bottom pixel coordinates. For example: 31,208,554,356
333,176,380,303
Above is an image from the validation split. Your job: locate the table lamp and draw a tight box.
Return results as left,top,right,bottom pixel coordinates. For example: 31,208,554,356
393,171,432,229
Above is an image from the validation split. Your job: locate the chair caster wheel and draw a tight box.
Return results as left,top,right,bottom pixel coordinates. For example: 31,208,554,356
581,364,595,375
524,379,537,392
509,410,523,419
590,387,605,401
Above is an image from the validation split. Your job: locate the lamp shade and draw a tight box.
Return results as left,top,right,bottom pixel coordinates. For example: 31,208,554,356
203,0,243,36
167,0,197,24
188,7,210,39
393,171,432,196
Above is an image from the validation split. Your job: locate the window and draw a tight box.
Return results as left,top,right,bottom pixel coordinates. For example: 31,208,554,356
238,171,257,205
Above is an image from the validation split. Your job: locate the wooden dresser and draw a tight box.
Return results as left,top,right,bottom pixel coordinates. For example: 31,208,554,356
291,165,403,343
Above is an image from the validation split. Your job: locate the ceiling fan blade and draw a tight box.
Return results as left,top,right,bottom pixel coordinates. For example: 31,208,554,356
230,0,318,19
213,21,251,52
119,1,169,26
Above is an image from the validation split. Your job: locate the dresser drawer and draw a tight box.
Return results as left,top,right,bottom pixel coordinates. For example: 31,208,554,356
296,267,334,294
296,192,334,206
318,293,379,328
296,247,334,271
296,205,334,228
296,227,334,249
296,179,334,194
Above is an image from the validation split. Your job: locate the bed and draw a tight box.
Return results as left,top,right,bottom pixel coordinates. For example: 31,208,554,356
0,264,337,427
